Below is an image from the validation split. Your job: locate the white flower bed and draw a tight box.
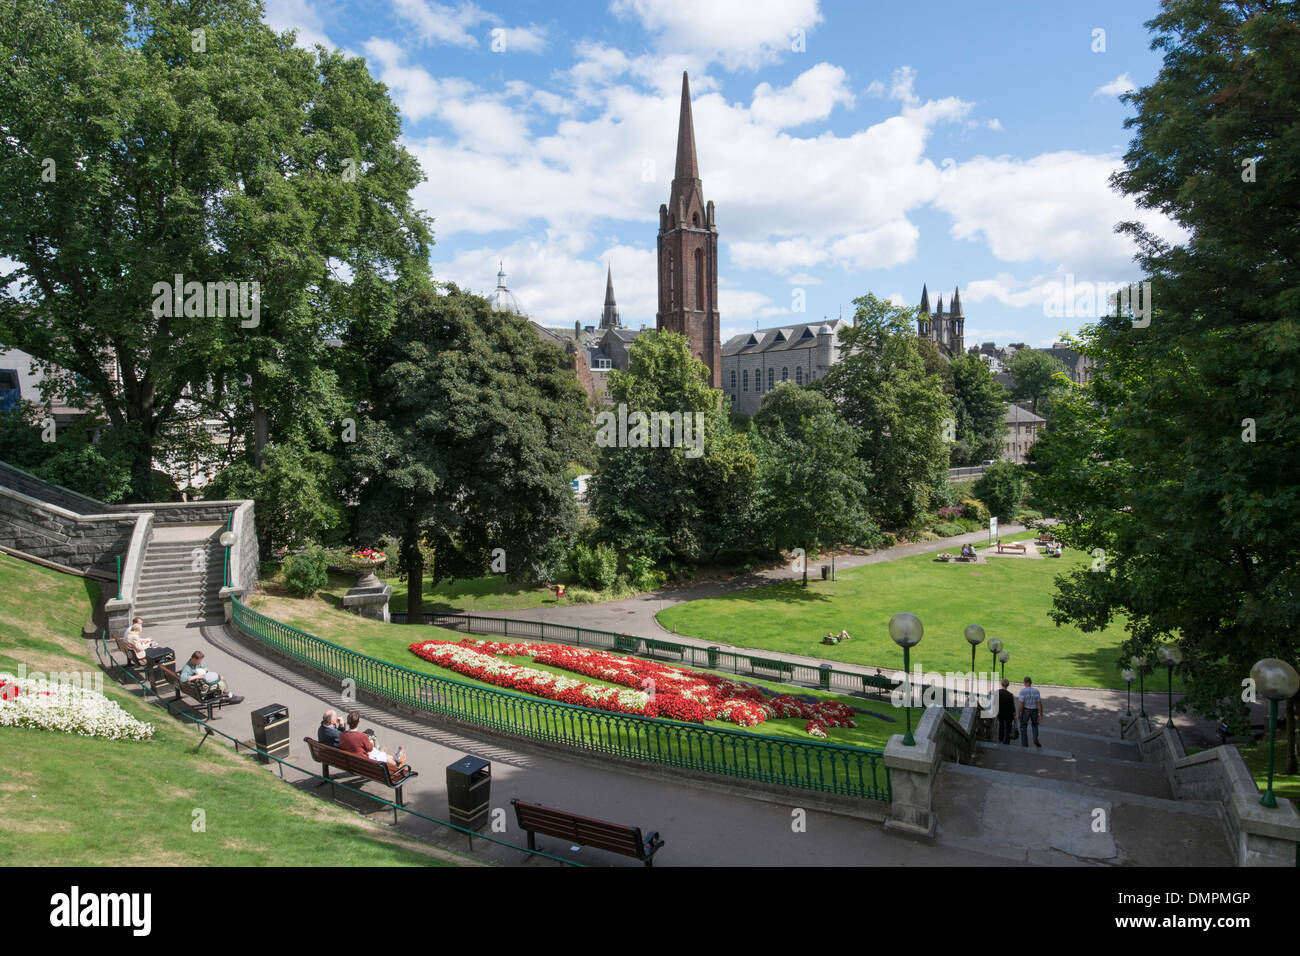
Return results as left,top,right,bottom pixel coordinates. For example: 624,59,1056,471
0,673,154,741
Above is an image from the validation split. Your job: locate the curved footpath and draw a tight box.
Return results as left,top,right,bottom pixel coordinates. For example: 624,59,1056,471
484,525,1221,747
111,618,1016,867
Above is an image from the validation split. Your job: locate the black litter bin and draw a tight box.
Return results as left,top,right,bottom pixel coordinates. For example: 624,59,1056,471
446,756,491,831
144,646,174,692
820,565,830,580
250,703,290,764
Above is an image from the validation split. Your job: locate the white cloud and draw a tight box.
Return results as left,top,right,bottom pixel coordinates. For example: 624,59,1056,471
866,65,920,105
491,25,548,54
787,273,822,285
390,0,489,48
264,0,336,51
1093,73,1136,98
751,63,854,129
611,0,823,71
933,150,1187,276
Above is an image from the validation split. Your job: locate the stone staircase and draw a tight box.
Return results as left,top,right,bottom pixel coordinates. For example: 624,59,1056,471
132,525,226,625
931,725,1235,865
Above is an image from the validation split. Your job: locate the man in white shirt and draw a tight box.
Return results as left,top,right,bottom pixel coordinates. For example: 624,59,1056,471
1017,677,1044,748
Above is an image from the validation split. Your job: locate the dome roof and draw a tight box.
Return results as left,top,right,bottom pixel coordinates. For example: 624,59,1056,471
487,262,523,314
818,323,833,334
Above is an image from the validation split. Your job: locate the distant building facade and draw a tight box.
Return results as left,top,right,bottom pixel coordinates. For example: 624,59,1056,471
1004,404,1045,463
721,319,848,415
917,284,965,359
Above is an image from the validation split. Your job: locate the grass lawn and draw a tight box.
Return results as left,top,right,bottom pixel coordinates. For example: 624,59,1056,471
0,553,469,867
657,531,1158,691
1234,739,1300,803
250,591,904,751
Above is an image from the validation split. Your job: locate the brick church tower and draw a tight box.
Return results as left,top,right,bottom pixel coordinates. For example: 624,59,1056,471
657,72,721,387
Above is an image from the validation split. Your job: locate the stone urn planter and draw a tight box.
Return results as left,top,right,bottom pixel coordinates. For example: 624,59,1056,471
347,549,387,589
343,548,392,623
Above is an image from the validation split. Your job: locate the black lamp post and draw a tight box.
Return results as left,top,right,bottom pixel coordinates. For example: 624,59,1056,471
965,624,985,702
1251,658,1300,809
1157,644,1183,725
997,650,1009,679
1121,668,1135,718
988,637,1003,678
889,612,924,746
1131,655,1147,718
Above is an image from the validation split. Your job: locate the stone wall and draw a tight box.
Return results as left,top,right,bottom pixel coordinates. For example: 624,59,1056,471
0,485,141,579
119,501,241,524
883,704,979,838
0,460,107,514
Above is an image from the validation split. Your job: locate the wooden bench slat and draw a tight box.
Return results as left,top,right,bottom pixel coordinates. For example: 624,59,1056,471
512,798,662,866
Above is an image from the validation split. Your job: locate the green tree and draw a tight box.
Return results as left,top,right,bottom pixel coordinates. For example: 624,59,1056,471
815,294,949,528
973,461,1028,521
588,331,760,564
0,403,134,502
1006,349,1068,416
949,353,1008,466
1030,0,1300,769
752,384,875,585
349,285,589,622
0,0,431,499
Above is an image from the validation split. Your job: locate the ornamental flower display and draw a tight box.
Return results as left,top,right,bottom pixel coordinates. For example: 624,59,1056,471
408,638,859,735
806,721,828,739
349,548,387,567
0,673,154,741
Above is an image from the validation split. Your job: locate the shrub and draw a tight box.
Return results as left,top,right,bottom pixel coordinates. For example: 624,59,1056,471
625,554,665,592
933,521,966,538
960,497,990,522
974,463,1030,520
283,546,328,597
568,542,619,591
1016,508,1044,524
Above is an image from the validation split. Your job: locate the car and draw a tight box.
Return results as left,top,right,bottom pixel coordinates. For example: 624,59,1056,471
980,459,996,467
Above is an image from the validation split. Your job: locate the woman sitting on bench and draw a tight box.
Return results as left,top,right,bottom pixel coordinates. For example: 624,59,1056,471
960,544,976,559
338,710,407,772
179,651,244,704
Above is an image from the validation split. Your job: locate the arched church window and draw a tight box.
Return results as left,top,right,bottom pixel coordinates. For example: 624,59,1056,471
694,249,704,310
730,369,737,391
782,367,788,382
692,212,699,226
668,253,675,308
742,369,748,392
767,368,774,390
795,366,803,385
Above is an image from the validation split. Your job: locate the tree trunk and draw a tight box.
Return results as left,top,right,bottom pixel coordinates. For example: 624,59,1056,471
802,542,808,588
404,525,423,625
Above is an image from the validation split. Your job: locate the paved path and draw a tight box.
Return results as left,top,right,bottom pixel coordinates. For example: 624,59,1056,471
468,525,1226,749
109,617,1015,867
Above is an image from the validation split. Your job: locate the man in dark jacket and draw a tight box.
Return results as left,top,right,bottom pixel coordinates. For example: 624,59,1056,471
996,678,1016,744
318,709,343,746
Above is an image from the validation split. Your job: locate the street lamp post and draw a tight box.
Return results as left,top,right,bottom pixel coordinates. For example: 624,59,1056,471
219,529,237,589
997,650,1009,679
1251,658,1300,809
889,612,924,746
988,637,1003,678
1156,644,1183,725
1121,668,1135,718
965,625,985,701
1131,655,1147,718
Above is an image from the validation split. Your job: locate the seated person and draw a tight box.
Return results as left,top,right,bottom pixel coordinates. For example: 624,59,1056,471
838,629,851,641
123,620,157,663
318,709,343,746
178,651,244,704
960,544,976,559
338,710,407,772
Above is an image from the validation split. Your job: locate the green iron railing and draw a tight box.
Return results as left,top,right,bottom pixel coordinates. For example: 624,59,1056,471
232,599,891,801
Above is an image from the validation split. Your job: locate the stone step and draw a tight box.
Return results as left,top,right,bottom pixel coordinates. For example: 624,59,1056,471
136,585,223,601
976,744,1172,798
137,607,223,625
932,762,1233,866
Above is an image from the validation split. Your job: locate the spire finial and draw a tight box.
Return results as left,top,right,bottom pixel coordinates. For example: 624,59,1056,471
674,72,699,182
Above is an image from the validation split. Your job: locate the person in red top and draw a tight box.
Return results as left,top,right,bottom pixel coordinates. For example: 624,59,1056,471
338,711,407,771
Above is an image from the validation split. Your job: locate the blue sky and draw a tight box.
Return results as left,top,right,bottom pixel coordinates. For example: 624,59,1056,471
266,0,1183,347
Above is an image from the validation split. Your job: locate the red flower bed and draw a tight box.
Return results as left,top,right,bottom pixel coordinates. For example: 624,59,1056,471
408,638,857,735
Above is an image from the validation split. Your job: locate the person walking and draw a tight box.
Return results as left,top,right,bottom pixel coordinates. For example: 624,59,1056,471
1018,676,1043,748
996,678,1016,744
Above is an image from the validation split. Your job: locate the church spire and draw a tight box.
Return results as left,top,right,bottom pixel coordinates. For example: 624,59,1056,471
951,286,963,317
675,72,699,181
919,283,930,314
600,262,621,329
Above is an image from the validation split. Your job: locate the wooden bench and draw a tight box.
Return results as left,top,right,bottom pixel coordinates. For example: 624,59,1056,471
511,798,663,866
862,674,901,695
750,657,794,680
304,737,418,807
996,542,1027,554
111,633,148,674
613,635,640,654
157,661,228,720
